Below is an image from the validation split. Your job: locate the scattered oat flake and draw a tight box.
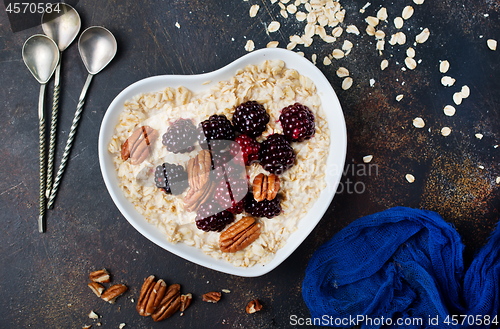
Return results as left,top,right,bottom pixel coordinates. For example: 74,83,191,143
439,60,450,73
342,77,353,90
267,21,280,33
443,105,456,116
376,40,385,51
460,85,470,98
475,133,484,139
402,6,414,20
89,311,99,319
406,47,415,58
479,165,485,169
286,41,297,50
370,78,375,87
332,49,345,59
222,289,231,293
83,326,92,329
416,28,430,43
267,41,279,48
365,16,379,27
413,117,425,128
496,177,500,184
249,4,259,17
366,25,376,36
342,40,353,51
336,67,349,78
405,57,417,70
413,0,424,4
406,174,415,183
323,56,332,65
363,155,373,163
280,9,288,18
311,54,317,64
487,39,497,50
296,51,304,56
381,59,389,70
244,40,255,52
396,94,404,102
119,324,126,329
453,92,463,105
287,4,297,14
377,7,388,21
441,76,456,87
375,30,385,40
441,127,452,136
346,25,360,35
332,26,343,37
175,22,181,29
360,2,371,13
394,17,404,29
296,11,307,21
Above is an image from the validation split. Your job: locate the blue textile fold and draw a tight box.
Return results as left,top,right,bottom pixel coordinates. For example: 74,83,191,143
302,207,500,328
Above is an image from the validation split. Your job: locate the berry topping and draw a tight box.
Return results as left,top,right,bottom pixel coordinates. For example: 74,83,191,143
198,115,235,150
195,202,235,232
245,192,281,219
279,103,315,142
154,163,189,195
162,118,197,153
230,134,261,166
259,134,295,175
232,101,270,138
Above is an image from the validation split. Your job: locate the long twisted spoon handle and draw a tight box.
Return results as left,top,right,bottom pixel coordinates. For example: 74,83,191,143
47,73,93,209
38,84,47,233
46,62,61,198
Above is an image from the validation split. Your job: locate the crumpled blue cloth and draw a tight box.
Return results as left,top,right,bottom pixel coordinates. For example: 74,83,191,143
302,207,500,328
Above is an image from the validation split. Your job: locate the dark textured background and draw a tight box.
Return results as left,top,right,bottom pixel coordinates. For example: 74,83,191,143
0,0,499,328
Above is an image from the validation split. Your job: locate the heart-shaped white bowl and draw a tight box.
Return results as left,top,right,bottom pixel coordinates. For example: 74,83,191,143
98,48,346,277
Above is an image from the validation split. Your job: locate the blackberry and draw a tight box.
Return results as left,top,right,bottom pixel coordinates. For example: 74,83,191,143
259,134,295,175
232,101,270,138
195,202,234,232
245,192,281,219
230,134,260,166
162,118,197,153
213,174,248,214
154,163,189,195
198,115,235,150
279,103,315,142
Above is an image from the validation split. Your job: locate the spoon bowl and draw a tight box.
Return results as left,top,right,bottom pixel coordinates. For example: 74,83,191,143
42,3,81,52
22,34,59,84
79,26,117,75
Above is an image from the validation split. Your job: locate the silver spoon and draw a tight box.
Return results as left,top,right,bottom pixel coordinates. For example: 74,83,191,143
42,3,81,199
47,26,117,209
22,34,60,232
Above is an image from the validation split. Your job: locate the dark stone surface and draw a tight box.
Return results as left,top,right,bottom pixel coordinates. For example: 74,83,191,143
0,0,499,328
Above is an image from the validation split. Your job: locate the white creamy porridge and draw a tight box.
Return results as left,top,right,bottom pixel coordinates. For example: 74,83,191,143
108,60,330,267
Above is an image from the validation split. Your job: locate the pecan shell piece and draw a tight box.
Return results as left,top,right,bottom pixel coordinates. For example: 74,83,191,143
136,275,156,316
219,217,261,253
252,173,280,202
151,284,181,322
180,293,192,316
246,299,263,314
88,282,105,297
121,126,158,165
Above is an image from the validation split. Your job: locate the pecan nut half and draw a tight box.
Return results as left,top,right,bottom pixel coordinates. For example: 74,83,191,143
252,173,280,202
151,284,181,322
89,269,111,283
145,279,167,316
202,291,221,303
121,126,158,165
180,293,192,316
246,299,263,314
187,149,211,190
101,284,128,303
136,275,156,316
220,217,261,253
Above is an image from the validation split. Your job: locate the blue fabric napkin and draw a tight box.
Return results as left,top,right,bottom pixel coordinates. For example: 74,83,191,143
302,207,500,328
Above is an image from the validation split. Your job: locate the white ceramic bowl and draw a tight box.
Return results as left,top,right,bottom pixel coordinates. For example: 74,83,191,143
98,48,347,277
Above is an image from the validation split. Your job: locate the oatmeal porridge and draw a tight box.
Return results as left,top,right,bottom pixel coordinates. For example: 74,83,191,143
107,60,330,267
